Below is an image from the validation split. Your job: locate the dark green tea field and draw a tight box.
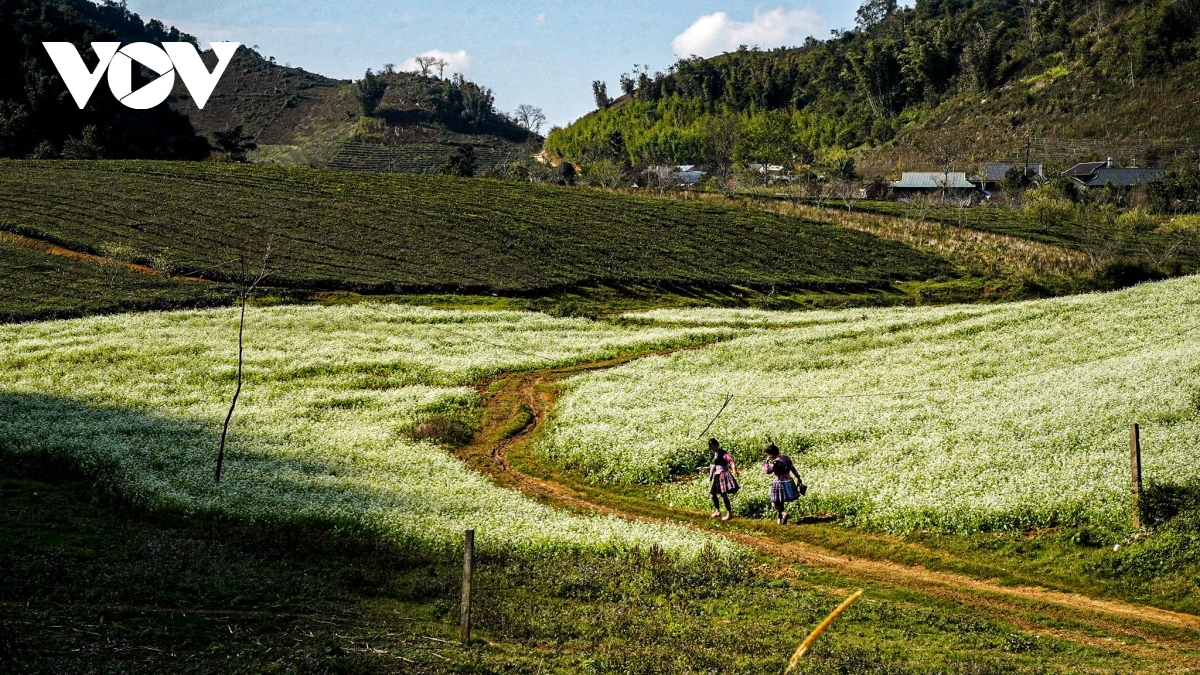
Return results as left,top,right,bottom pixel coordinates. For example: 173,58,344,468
0,235,230,323
0,161,950,297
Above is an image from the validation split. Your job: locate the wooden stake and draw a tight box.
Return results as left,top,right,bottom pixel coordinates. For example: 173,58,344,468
1130,424,1142,530
460,529,474,645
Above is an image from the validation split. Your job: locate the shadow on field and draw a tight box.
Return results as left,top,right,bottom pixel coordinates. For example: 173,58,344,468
1142,478,1200,530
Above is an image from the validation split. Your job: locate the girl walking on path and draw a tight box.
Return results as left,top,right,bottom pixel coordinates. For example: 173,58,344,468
707,438,739,521
764,443,806,525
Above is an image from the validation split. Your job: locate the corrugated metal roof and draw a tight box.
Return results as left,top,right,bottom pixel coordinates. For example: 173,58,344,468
1085,168,1165,187
891,172,975,189
978,163,1044,182
1065,162,1107,178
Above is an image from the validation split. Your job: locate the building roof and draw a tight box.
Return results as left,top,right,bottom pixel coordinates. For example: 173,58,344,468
891,172,976,189
976,163,1044,182
1084,167,1166,187
1065,161,1107,179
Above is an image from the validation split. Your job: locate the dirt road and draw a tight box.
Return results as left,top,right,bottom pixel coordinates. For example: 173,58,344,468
456,354,1200,670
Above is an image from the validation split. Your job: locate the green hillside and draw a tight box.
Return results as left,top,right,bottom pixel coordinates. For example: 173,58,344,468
0,161,951,298
549,0,1200,172
0,1,537,172
172,48,539,173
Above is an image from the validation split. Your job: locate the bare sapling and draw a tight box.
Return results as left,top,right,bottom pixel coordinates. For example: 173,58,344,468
214,239,274,484
839,179,863,213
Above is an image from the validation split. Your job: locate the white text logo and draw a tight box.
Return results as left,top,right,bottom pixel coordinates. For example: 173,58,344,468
42,42,241,110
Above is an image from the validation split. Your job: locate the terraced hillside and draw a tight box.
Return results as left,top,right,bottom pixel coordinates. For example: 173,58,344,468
0,161,951,296
325,138,528,174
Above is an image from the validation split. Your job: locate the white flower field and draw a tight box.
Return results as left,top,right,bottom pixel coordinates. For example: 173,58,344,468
6,276,1200,547
543,277,1200,533
0,304,735,556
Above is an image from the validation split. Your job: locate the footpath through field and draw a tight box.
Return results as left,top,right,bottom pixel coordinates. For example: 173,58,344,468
456,353,1200,669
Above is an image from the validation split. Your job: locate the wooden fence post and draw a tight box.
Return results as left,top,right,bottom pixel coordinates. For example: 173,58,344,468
1130,424,1142,530
461,529,474,645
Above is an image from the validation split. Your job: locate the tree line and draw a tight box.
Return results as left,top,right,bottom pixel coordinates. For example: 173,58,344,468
548,0,1200,168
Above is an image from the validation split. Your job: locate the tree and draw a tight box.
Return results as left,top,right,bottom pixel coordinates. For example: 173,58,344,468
856,0,898,31
356,69,387,116
414,55,438,77
592,80,612,110
961,22,1006,93
619,73,636,96
700,114,741,194
736,111,793,183
440,144,477,177
434,58,450,79
214,238,274,484
1023,184,1074,234
999,165,1036,201
212,125,258,162
1147,166,1200,214
60,125,104,159
513,104,547,134
451,75,495,129
849,39,902,118
580,158,629,189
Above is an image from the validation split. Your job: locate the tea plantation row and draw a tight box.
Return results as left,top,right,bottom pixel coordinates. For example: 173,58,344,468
0,161,953,295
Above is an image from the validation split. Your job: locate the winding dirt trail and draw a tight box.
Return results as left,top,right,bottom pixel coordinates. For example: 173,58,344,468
457,351,1200,669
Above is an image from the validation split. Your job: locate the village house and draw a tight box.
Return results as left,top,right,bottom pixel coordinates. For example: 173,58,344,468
1065,158,1165,187
641,165,706,187
970,162,1045,195
890,172,978,201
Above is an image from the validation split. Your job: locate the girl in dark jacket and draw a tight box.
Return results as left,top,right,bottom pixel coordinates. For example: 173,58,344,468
707,438,739,521
763,443,806,525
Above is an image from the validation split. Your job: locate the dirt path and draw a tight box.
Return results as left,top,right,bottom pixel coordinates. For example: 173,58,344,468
0,229,212,283
457,355,1200,668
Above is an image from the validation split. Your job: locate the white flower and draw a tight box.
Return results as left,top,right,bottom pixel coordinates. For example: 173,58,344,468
545,276,1200,534
0,304,739,557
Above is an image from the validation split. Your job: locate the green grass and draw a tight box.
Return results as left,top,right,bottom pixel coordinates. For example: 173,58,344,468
0,161,951,296
0,237,232,323
1,468,1174,674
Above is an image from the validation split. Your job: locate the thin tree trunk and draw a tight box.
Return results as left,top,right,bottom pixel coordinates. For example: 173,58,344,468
215,295,248,484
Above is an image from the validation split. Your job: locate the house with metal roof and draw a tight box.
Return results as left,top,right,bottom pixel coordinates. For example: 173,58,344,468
1065,158,1165,187
1085,167,1165,187
890,172,978,201
1065,160,1110,183
970,163,1044,194
641,165,706,187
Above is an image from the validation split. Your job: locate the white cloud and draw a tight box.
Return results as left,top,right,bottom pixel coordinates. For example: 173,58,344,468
671,7,823,59
534,12,548,26
400,49,472,74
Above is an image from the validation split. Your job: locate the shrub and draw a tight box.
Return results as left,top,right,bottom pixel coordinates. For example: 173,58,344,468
408,413,477,447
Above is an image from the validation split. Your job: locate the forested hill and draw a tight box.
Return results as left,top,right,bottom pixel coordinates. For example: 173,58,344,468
547,0,1200,173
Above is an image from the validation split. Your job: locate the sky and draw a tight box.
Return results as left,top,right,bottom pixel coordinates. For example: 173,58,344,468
123,1,867,129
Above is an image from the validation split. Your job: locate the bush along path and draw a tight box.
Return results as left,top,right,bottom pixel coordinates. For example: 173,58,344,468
454,351,1200,668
